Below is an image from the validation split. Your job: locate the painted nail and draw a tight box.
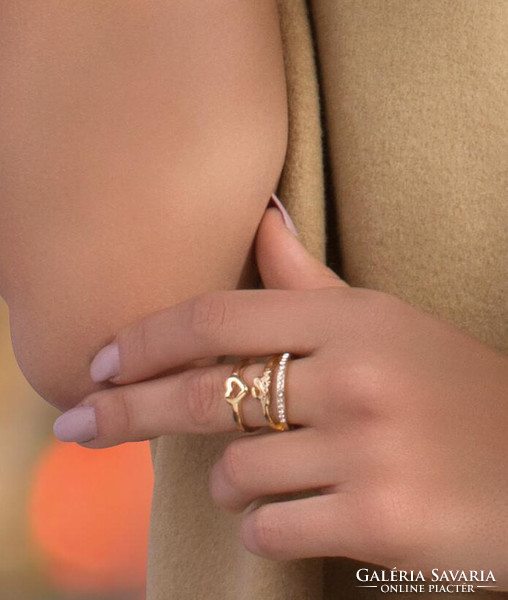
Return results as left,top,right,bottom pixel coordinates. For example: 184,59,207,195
53,406,97,443
269,193,298,236
90,342,120,383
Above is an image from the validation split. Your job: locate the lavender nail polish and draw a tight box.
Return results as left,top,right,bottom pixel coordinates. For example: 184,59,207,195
53,406,97,443
90,342,120,383
269,193,299,236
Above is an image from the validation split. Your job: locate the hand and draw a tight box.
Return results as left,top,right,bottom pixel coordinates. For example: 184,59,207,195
53,199,508,586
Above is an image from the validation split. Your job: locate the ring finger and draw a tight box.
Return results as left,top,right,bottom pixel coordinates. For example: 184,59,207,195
56,355,325,448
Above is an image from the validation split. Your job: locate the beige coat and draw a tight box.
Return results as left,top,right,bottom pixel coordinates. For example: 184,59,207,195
146,1,508,598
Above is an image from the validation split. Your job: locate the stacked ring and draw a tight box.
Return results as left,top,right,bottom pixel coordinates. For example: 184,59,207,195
250,355,279,430
223,358,258,433
273,352,292,431
224,353,294,433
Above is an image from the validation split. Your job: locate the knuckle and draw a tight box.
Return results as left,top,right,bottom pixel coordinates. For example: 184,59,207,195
118,318,151,366
349,486,412,566
188,292,230,341
318,366,347,419
321,361,383,424
186,368,220,429
220,441,248,491
365,288,396,309
343,360,385,408
82,387,137,441
320,284,356,307
363,289,405,332
312,287,357,343
80,390,107,424
246,506,284,557
110,387,138,439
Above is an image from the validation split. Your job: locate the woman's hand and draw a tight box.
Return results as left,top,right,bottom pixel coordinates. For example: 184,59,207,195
53,199,508,586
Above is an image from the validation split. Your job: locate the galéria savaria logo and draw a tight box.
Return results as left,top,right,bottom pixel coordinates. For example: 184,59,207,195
356,568,497,593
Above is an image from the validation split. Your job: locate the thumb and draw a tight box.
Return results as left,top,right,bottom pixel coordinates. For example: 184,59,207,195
255,194,349,290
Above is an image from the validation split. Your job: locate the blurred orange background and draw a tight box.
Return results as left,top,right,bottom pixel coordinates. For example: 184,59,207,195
0,298,153,600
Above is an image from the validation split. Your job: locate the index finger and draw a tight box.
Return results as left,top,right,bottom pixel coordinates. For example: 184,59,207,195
90,288,339,384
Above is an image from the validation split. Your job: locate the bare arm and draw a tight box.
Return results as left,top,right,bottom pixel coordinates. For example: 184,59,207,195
0,0,287,409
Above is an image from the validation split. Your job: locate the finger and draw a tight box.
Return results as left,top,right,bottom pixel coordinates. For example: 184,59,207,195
240,492,362,561
256,198,349,290
57,357,321,448
209,427,346,513
90,288,340,384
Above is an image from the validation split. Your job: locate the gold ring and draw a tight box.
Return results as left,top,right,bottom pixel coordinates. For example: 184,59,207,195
251,353,293,431
224,358,259,433
274,352,292,431
250,355,280,430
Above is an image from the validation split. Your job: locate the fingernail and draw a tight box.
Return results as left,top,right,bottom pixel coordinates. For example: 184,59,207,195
269,193,299,236
90,342,120,383
53,406,97,443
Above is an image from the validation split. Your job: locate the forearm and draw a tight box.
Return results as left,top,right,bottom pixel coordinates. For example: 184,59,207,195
0,0,287,409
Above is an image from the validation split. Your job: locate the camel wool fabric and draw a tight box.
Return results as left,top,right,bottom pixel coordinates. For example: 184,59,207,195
146,1,508,598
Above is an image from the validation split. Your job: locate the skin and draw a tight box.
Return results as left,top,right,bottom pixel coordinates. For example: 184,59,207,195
0,0,287,409
64,207,508,589
2,0,506,586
